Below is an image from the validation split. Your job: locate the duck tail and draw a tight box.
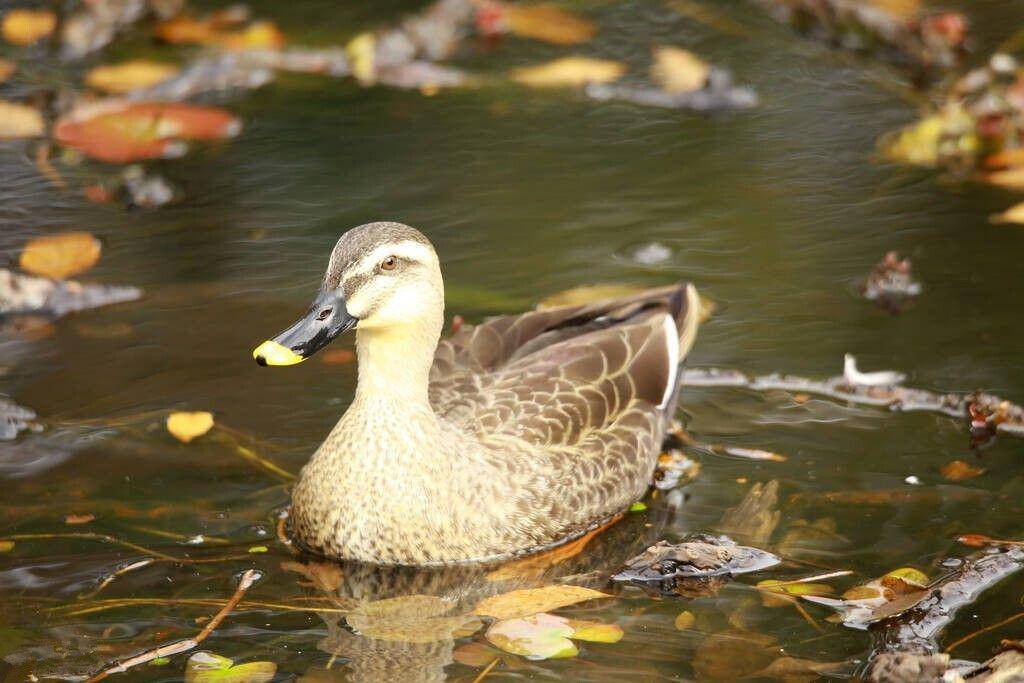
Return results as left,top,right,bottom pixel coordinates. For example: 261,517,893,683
671,282,700,361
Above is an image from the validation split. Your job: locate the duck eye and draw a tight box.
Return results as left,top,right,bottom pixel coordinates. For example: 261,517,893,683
317,308,332,321
379,256,398,271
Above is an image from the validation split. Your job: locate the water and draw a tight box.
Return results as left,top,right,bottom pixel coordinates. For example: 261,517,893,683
3,0,1024,680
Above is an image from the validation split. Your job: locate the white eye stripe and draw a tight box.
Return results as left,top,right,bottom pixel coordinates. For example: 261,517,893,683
349,241,434,278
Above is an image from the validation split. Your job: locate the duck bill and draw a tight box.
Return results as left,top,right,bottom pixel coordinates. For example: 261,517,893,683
253,290,357,366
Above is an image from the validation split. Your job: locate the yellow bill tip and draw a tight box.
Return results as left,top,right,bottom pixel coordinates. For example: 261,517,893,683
253,340,304,366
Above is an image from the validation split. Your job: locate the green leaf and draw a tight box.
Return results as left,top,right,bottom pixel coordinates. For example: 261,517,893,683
486,613,579,660
185,651,276,683
566,619,624,643
629,502,647,512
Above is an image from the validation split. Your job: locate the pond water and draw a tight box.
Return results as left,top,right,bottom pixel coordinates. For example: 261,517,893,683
3,0,1024,680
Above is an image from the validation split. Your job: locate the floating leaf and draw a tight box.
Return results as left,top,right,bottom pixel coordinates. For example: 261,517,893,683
979,167,1024,191
486,613,578,660
64,513,95,525
883,567,929,590
756,579,834,607
652,46,710,94
167,411,215,443
502,4,596,45
867,0,921,20
2,9,56,46
86,61,181,94
991,202,1024,225
155,15,285,50
511,57,625,89
473,585,610,620
20,232,102,280
629,501,647,512
940,459,985,481
0,101,44,139
565,618,623,643
674,610,695,630
0,541,13,553
248,545,268,553
0,59,14,83
55,102,240,163
983,148,1024,170
185,651,276,683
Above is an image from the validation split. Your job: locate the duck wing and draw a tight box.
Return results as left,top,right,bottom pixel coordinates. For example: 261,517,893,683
429,282,700,446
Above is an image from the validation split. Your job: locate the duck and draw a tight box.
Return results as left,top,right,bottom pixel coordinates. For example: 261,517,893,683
253,221,700,566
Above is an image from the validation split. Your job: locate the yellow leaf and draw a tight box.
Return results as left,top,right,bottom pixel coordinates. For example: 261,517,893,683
756,579,834,607
503,4,596,45
19,232,101,279
346,32,376,85
86,61,180,94
0,541,13,552
842,585,884,601
167,411,215,443
185,652,276,683
220,21,286,50
511,56,625,89
2,9,56,46
883,567,928,589
991,202,1024,225
566,618,624,643
867,0,921,20
939,459,985,481
0,59,14,83
674,610,696,630
473,585,610,620
980,167,1024,191
652,46,709,94
0,101,43,139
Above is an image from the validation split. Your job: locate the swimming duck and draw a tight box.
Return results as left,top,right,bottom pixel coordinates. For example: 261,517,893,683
253,222,700,566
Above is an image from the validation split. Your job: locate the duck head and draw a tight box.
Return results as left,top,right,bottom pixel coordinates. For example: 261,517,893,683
253,221,444,366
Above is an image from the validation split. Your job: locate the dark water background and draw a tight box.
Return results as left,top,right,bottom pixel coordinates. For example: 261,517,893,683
2,0,1024,680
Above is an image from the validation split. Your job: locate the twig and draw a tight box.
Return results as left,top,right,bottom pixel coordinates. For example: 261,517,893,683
213,430,295,481
770,570,854,586
85,569,260,682
0,533,181,562
472,657,500,683
55,597,352,617
81,559,154,599
945,610,1024,653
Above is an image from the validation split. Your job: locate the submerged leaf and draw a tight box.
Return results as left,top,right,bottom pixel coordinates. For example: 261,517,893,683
940,459,985,481
511,57,625,88
473,585,609,620
652,46,710,94
185,651,276,683
564,618,623,643
0,101,44,139
64,513,95,525
167,411,215,443
756,579,833,607
486,613,578,659
502,4,596,45
674,610,696,630
86,61,181,94
2,9,56,46
20,232,102,280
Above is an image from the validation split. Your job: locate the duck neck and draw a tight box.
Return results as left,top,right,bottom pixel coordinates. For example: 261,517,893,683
352,316,441,409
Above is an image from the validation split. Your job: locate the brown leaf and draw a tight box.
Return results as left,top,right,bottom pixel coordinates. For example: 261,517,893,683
472,585,610,620
0,59,14,83
867,0,921,21
990,202,1024,226
940,459,985,481
86,61,180,94
511,57,625,89
65,513,95,525
0,101,44,139
166,411,215,443
2,9,56,46
652,46,710,94
20,232,102,280
749,656,847,681
502,4,596,45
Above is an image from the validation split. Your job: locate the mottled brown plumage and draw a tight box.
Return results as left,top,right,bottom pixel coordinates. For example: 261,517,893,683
284,222,700,565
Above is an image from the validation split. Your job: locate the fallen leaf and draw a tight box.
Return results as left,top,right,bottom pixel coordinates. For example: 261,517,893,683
979,167,1024,191
0,541,13,552
486,613,578,659
248,545,267,553
55,102,240,163
629,501,647,512
882,567,929,590
155,15,284,50
982,147,1024,170
2,9,56,46
166,411,215,443
674,610,696,630
473,585,609,620
84,184,115,204
86,61,181,94
0,101,44,139
319,348,355,365
20,232,102,280
940,459,985,481
756,579,834,607
511,57,625,88
0,59,14,83
867,0,921,20
65,513,95,525
184,651,276,683
502,4,596,45
566,618,623,642
990,202,1024,225
749,656,848,681
652,46,710,94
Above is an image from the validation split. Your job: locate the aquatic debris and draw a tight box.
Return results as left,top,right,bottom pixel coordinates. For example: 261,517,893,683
844,354,906,387
652,47,710,95
55,101,241,163
475,2,597,46
472,585,609,620
85,569,261,683
940,459,985,481
20,232,102,281
1,8,56,46
154,10,285,51
485,612,621,660
752,0,967,72
717,480,780,547
613,534,780,594
0,101,44,139
0,59,14,83
0,268,141,318
990,201,1024,226
653,447,701,490
0,396,38,441
680,365,1024,439
119,165,177,208
870,640,1024,682
511,56,626,89
586,68,757,112
64,513,96,525
166,411,215,443
124,53,274,101
62,0,184,60
184,652,276,683
861,251,922,312
631,241,672,265
86,60,181,94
